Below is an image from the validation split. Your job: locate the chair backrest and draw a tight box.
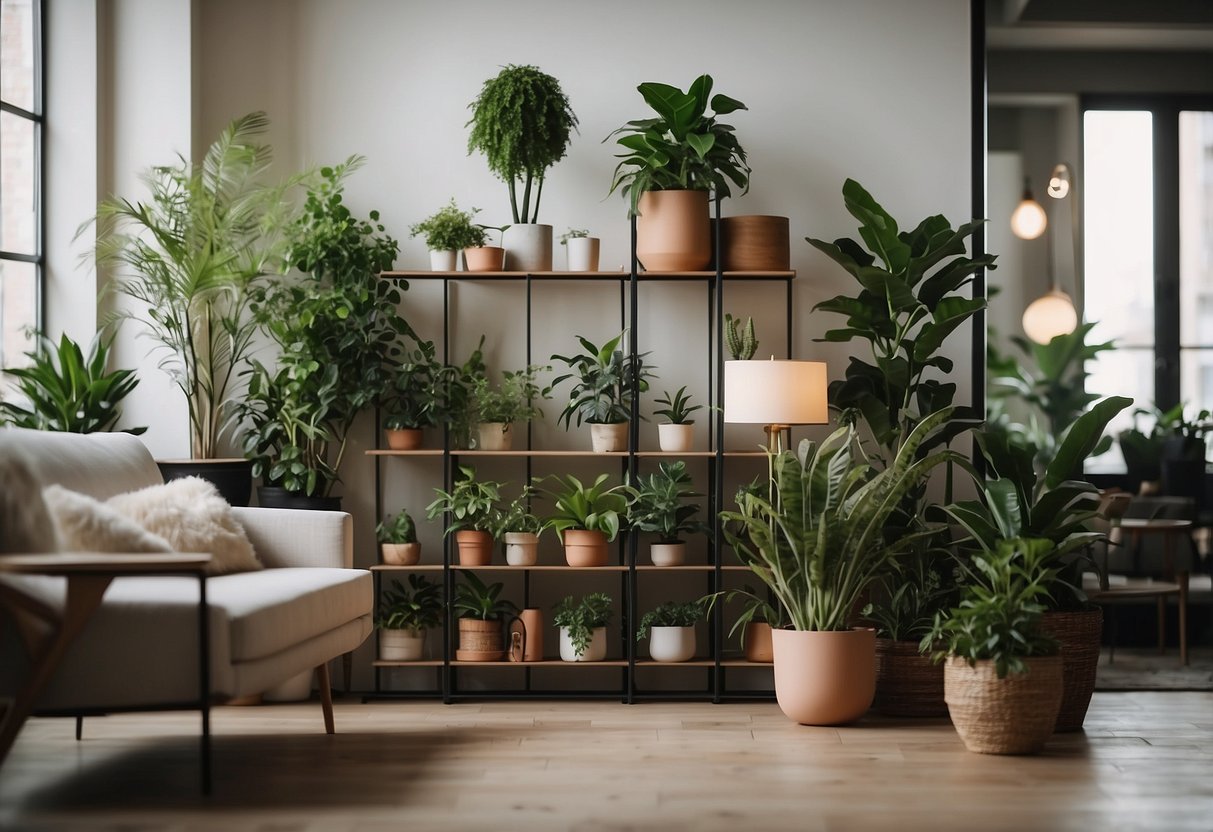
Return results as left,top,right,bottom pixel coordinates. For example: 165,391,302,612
0,428,163,501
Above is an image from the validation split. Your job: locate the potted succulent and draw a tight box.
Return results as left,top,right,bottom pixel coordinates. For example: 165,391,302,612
376,509,420,566
425,465,506,566
725,313,758,360
377,574,443,662
493,488,544,567
551,331,654,452
625,460,706,566
381,338,447,450
552,593,613,662
409,199,486,271
467,64,578,271
84,111,304,505
652,386,702,453
637,600,705,663
471,364,550,451
560,228,599,272
924,538,1063,756
537,473,628,567
453,572,517,662
607,74,750,271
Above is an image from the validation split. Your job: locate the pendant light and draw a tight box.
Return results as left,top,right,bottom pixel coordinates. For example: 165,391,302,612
1010,176,1048,240
1021,163,1078,344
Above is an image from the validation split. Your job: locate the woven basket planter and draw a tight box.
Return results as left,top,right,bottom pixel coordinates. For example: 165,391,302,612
874,638,947,717
944,655,1063,755
1040,607,1103,732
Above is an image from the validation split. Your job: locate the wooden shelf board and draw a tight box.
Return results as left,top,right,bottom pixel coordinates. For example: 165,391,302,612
372,660,445,667
370,564,444,572
451,659,628,667
366,449,445,457
451,450,628,457
721,659,775,668
449,564,629,572
634,451,718,458
380,270,794,281
635,565,717,572
635,659,717,667
720,565,752,572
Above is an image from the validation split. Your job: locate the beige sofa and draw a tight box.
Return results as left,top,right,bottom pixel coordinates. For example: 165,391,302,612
0,428,372,787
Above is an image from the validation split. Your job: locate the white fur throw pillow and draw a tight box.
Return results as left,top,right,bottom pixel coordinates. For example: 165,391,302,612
43,484,173,554
0,449,58,555
107,477,262,575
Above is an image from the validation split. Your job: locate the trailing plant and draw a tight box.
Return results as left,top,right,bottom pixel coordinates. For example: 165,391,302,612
492,488,543,537
636,600,705,641
537,473,628,541
382,337,447,430
626,461,706,542
472,364,551,426
425,465,506,535
409,199,487,251
607,74,751,217
551,331,654,426
653,386,702,425
0,331,144,434
376,509,418,545
552,593,613,656
924,537,1060,679
559,228,588,245
377,574,443,632
467,64,578,224
454,571,517,621
724,313,757,360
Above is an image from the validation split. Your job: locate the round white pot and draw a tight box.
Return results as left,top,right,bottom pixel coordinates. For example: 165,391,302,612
503,223,553,272
429,249,457,271
477,422,512,451
648,626,696,662
504,531,539,566
559,626,607,662
380,628,425,662
590,422,628,453
657,423,694,453
649,541,686,566
566,236,600,271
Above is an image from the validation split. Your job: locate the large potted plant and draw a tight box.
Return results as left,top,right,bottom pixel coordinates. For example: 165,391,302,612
607,74,750,271
467,64,578,271
552,593,613,662
85,111,302,505
381,338,447,451
377,574,443,662
426,465,506,566
471,364,550,451
637,600,705,663
453,572,517,662
551,331,654,452
537,473,628,567
625,460,706,566
409,199,486,271
722,410,961,725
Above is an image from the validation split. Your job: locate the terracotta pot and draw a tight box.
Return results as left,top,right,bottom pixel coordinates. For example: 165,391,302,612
771,627,876,725
454,529,494,566
649,541,685,566
1040,608,1103,732
562,529,610,567
463,246,506,271
503,223,553,271
590,422,629,452
477,422,512,451
385,428,423,451
429,249,457,271
559,626,607,661
566,236,600,271
944,655,1063,755
635,189,711,272
657,423,694,452
512,608,544,662
504,531,539,566
648,626,696,662
873,638,947,717
743,622,774,662
379,628,424,661
457,618,504,661
720,215,791,271
380,542,421,566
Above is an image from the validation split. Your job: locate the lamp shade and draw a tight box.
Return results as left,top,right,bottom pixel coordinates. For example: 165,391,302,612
724,360,829,425
1010,195,1048,240
1022,289,1078,344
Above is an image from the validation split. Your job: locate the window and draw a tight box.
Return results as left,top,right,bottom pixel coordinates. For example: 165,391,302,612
0,0,42,381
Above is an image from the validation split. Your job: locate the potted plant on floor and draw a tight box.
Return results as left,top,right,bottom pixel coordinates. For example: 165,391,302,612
607,74,750,271
454,572,517,662
552,593,613,661
924,538,1062,755
381,337,447,450
560,228,600,272
471,364,551,451
537,473,628,567
84,111,305,505
493,488,543,567
426,465,506,566
625,460,706,566
467,64,578,271
653,387,702,453
551,331,654,452
410,199,485,271
376,509,421,566
377,574,443,662
637,600,705,662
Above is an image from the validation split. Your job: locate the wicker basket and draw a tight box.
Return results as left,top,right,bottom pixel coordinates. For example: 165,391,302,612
944,655,1063,754
457,618,504,660
1040,608,1103,733
874,638,947,717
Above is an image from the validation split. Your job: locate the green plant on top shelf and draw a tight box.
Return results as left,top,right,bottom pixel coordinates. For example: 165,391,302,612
559,228,588,245
625,460,706,543
409,199,487,252
536,472,629,541
551,331,655,427
653,386,702,425
376,509,418,545
636,600,706,641
454,571,517,621
725,313,758,360
472,364,551,426
552,593,613,656
377,574,443,632
425,465,506,536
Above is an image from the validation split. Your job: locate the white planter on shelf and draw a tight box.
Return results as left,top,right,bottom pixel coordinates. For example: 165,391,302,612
590,422,628,452
657,423,694,452
648,626,696,663
503,223,553,271
504,532,539,566
559,626,607,662
477,422,512,451
380,628,425,662
649,541,686,567
566,237,600,271
429,249,457,271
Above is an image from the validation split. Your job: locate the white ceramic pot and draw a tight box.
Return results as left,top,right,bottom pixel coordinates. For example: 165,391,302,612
504,531,539,566
657,423,694,453
559,626,607,662
590,422,628,453
429,249,457,271
503,223,553,272
566,236,600,271
380,628,425,661
649,541,686,566
477,422,512,451
648,626,696,662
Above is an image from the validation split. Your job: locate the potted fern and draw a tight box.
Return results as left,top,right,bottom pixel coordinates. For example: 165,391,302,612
652,386,702,452
552,593,613,661
637,600,705,663
425,465,506,566
537,473,628,567
377,574,443,662
551,331,654,452
376,509,420,566
625,460,706,566
410,199,486,271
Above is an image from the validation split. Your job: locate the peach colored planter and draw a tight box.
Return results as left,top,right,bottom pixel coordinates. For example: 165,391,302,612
455,530,493,566
743,622,774,663
636,189,711,272
385,428,423,450
771,627,876,725
562,529,609,567
463,246,506,271
512,608,544,662
380,542,420,566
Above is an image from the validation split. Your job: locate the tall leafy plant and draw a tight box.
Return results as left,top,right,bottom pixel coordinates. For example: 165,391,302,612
551,332,654,427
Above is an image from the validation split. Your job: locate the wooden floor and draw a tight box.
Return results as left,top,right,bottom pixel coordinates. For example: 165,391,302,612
1,692,1211,831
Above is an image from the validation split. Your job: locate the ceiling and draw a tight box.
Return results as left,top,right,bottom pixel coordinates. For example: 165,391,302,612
988,0,1213,50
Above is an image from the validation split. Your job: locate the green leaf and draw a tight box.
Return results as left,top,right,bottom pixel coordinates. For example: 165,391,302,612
1044,396,1133,489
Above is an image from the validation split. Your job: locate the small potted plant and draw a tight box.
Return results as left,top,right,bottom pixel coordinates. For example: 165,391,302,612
537,473,628,567
652,386,702,453
725,313,758,360
409,198,486,271
625,460,705,566
454,572,517,662
551,331,654,452
463,223,505,272
425,465,506,566
471,364,551,451
381,338,447,450
493,488,544,567
704,586,784,663
637,600,704,662
377,574,443,661
560,227,599,272
552,593,613,661
376,509,421,566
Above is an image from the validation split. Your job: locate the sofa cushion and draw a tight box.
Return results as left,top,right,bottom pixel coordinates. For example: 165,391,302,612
43,484,173,553
0,447,57,554
0,428,162,500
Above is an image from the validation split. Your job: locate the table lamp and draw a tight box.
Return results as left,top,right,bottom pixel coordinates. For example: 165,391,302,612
724,358,829,451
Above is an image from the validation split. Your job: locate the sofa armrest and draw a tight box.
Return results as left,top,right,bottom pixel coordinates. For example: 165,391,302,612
232,507,353,569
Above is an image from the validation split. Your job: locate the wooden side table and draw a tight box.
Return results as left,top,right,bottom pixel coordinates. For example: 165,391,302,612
0,553,212,791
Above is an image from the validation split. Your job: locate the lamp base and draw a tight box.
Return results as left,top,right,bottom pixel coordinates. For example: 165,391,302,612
764,424,791,453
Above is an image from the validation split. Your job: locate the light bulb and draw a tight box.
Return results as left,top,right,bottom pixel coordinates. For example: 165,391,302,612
1011,195,1048,239
1047,163,1071,199
1022,289,1078,344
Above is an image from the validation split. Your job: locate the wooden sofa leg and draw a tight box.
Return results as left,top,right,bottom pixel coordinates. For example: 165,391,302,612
315,663,334,735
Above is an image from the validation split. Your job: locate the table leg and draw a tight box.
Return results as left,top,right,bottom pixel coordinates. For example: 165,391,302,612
197,572,211,796
1158,595,1167,654
1179,571,1189,666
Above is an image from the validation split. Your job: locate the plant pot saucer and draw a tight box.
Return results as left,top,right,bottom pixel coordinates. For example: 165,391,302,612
456,649,505,662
